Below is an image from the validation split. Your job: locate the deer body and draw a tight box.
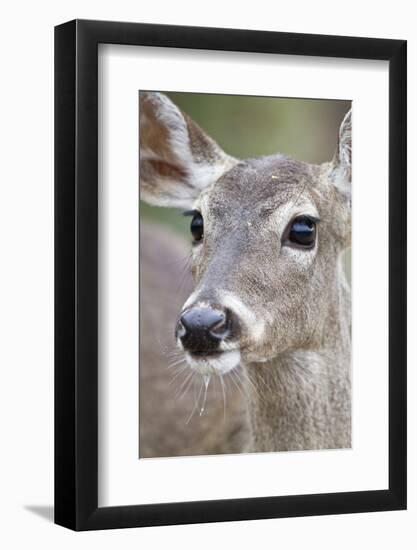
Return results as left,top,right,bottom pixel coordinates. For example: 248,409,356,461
246,266,351,451
140,92,352,454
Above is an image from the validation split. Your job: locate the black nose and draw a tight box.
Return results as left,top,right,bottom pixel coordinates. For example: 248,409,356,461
176,307,232,353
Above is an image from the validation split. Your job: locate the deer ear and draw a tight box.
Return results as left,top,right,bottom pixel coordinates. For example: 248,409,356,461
329,109,352,198
139,92,237,209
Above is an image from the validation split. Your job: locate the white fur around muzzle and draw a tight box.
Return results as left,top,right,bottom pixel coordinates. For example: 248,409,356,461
185,350,241,375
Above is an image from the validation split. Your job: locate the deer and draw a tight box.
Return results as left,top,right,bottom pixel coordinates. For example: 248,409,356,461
139,91,351,454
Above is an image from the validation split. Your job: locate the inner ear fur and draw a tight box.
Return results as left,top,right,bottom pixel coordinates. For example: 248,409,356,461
139,92,237,209
329,109,352,197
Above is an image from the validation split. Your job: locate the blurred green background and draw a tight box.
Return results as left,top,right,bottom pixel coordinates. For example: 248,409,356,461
140,92,351,277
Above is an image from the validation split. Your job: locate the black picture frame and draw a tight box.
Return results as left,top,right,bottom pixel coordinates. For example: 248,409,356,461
55,19,407,531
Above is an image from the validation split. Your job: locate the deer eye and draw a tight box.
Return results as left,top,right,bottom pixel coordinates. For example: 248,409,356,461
286,216,317,248
190,212,204,242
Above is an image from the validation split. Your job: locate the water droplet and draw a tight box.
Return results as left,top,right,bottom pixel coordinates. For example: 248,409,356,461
199,374,211,416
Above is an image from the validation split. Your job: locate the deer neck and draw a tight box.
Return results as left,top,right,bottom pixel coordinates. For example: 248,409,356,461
244,262,351,452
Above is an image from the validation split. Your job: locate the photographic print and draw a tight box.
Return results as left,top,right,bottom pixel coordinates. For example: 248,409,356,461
139,91,352,459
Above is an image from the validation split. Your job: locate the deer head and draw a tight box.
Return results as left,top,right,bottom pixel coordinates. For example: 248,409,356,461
140,92,351,376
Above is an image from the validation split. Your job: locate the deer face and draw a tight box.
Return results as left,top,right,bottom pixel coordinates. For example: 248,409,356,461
140,92,351,375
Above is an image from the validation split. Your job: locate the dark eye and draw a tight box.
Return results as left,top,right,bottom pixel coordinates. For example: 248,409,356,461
190,212,204,242
288,216,317,248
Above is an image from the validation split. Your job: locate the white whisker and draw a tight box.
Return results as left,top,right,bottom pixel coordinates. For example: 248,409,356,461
219,374,227,422
168,365,189,386
175,370,194,399
167,357,186,369
178,371,195,400
186,376,204,424
229,368,249,401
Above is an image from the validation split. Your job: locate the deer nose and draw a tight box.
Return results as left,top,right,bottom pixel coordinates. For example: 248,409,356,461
176,307,231,353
